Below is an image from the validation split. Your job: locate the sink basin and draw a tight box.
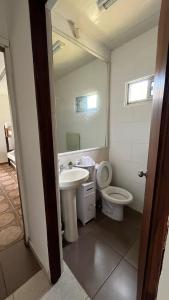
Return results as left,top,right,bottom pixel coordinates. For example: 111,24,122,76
59,167,89,242
59,168,89,190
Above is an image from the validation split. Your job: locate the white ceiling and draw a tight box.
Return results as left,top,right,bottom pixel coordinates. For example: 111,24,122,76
53,0,161,49
52,32,94,79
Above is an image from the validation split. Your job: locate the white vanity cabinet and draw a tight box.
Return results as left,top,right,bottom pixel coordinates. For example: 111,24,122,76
77,182,96,225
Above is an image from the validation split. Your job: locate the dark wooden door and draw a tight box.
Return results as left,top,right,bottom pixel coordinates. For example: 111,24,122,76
138,0,169,299
28,0,61,284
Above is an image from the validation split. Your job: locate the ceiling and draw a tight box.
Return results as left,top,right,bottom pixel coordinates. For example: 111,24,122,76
52,32,95,79
0,52,7,96
53,0,161,49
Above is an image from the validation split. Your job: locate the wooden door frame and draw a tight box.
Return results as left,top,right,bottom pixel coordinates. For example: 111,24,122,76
28,0,169,295
28,0,61,283
138,0,169,299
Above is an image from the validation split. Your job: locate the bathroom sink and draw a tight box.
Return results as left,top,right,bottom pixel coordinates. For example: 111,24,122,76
59,168,89,190
59,167,89,243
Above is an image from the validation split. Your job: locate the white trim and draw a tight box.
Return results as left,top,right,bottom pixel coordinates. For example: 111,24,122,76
45,7,63,274
58,146,108,157
52,26,110,63
3,45,29,242
46,0,57,10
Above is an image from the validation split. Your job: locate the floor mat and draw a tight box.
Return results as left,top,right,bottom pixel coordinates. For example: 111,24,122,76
0,164,23,251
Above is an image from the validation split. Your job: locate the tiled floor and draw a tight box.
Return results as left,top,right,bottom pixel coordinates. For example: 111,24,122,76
0,164,23,251
0,240,41,300
5,262,89,300
63,207,141,300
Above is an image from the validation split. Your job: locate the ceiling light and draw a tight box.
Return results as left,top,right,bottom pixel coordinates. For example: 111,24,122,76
97,0,118,10
52,40,65,54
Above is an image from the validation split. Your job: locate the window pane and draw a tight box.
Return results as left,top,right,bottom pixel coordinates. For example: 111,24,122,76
76,96,87,112
128,80,148,103
76,94,97,112
87,94,97,110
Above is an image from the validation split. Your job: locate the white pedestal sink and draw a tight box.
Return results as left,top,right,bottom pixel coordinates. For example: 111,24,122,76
59,168,89,242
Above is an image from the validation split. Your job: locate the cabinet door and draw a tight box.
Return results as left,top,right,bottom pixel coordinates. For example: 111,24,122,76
86,193,96,222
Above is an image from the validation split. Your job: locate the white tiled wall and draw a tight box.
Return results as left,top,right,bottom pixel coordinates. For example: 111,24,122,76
109,27,158,213
58,147,108,167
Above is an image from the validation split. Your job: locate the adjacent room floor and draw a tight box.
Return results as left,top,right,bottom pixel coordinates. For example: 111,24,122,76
63,207,141,300
0,164,41,300
3,262,89,300
0,240,41,300
0,163,23,251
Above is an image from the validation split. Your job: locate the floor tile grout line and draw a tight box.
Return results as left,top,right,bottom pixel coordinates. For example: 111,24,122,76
123,258,138,271
98,229,138,260
78,219,139,260
0,165,20,208
91,235,139,299
124,238,139,255
91,255,125,299
0,238,24,255
0,261,8,298
63,209,141,299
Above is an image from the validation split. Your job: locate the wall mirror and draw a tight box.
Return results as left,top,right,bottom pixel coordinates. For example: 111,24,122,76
52,31,109,154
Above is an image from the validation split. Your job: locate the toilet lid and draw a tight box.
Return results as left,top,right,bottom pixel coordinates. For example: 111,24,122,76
96,161,112,189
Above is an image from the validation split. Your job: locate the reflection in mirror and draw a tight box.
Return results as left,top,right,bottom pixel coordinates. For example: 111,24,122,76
52,32,109,153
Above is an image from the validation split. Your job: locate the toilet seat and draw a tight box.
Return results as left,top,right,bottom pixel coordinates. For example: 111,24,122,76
101,186,133,205
96,161,133,207
96,161,112,189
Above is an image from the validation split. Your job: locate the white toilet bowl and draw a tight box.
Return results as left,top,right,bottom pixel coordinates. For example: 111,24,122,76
96,161,133,221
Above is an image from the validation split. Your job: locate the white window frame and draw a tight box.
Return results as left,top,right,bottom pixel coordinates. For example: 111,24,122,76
125,75,154,106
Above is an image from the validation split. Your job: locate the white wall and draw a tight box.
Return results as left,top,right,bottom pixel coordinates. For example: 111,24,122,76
157,233,169,300
0,0,8,40
55,59,108,153
5,0,50,274
109,27,158,213
51,10,110,62
0,94,12,162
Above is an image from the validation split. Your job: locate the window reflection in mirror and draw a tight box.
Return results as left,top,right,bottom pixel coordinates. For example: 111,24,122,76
52,32,109,153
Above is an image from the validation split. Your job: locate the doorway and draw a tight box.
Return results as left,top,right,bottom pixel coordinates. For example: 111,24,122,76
26,2,168,299
0,51,23,250
49,1,158,299
0,47,41,300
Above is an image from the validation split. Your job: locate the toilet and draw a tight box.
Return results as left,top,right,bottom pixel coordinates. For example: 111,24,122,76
96,161,133,221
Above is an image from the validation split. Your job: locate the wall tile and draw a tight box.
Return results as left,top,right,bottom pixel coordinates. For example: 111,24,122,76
109,28,157,213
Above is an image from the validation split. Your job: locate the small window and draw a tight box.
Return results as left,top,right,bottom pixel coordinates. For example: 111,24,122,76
75,94,97,113
126,75,154,105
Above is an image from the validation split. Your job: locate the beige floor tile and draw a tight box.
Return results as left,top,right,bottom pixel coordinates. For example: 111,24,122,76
41,262,90,300
13,271,50,300
5,296,14,300
13,263,90,300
